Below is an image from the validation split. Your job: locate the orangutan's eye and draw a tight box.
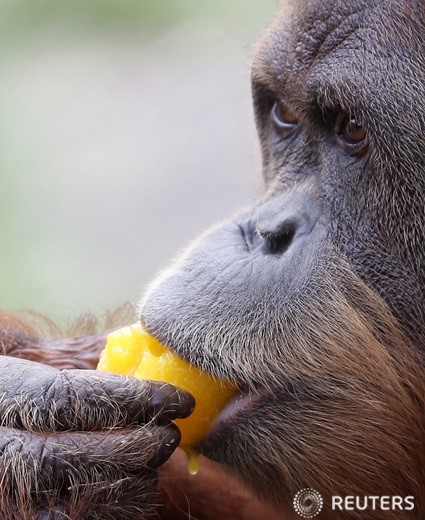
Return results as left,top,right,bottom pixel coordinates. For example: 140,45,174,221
271,100,299,137
336,114,368,155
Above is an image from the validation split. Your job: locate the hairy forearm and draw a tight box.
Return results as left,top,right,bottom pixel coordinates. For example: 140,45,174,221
0,328,106,369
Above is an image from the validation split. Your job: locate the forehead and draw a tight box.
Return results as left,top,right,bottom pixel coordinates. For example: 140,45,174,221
252,0,403,105
290,0,381,62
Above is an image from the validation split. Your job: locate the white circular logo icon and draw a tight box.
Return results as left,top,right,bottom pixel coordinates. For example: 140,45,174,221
293,488,324,518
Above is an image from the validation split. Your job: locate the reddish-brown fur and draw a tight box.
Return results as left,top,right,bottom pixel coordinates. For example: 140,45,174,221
1,268,424,520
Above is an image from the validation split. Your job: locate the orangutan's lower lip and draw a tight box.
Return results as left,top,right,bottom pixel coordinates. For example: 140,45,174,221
202,389,265,441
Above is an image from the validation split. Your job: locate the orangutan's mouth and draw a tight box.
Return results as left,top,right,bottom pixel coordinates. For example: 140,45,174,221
203,388,265,442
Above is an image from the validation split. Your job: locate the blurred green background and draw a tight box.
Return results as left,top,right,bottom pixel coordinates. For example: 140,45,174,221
0,0,278,326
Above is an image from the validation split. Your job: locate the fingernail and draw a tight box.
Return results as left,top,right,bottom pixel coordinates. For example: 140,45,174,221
177,390,196,419
149,382,195,420
148,424,181,469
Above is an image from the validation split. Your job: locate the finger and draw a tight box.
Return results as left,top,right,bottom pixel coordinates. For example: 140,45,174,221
57,370,195,430
0,357,195,431
0,426,176,520
0,424,180,510
0,423,180,478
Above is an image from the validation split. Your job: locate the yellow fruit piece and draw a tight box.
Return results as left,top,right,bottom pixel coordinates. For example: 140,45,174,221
97,323,236,448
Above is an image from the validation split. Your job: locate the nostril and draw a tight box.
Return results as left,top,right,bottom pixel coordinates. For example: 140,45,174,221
258,220,297,255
